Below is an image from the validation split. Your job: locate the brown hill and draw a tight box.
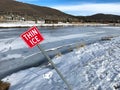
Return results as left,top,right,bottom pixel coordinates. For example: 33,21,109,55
0,0,78,23
0,0,120,23
78,13,120,23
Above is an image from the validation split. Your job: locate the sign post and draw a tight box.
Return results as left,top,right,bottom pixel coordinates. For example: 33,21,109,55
20,26,72,90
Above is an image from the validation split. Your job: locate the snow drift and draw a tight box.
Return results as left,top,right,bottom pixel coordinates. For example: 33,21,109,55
2,36,120,90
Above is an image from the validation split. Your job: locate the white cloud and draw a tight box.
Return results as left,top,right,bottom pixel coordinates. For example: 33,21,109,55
52,3,120,16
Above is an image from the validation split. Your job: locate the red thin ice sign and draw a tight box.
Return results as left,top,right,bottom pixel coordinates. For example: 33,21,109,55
20,26,44,48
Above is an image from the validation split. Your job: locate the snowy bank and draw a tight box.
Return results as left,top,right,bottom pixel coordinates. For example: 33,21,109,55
0,22,113,28
2,36,120,90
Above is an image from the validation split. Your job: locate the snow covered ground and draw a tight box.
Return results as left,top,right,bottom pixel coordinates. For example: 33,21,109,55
2,36,120,90
0,22,110,28
0,26,120,79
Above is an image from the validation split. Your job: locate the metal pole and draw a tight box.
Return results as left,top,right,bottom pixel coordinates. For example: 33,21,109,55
37,44,72,90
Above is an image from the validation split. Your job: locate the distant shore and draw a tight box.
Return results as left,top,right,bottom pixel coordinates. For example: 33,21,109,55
0,21,120,28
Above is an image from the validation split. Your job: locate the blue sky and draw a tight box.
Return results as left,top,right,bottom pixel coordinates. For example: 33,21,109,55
17,0,120,16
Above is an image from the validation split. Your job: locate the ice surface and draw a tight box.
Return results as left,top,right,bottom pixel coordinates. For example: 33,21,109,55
2,36,120,90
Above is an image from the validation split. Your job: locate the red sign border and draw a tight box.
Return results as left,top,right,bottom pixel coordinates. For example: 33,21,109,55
20,26,44,48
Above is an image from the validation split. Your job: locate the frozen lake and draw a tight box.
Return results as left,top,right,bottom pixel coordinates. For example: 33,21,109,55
0,26,120,50
0,26,120,53
1,26,120,39
0,26,120,79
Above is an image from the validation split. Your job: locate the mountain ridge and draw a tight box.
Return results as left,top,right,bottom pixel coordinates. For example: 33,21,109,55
0,0,78,22
0,0,120,23
77,13,120,23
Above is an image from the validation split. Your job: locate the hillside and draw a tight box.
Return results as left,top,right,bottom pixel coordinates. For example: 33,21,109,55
78,14,120,23
0,0,78,23
0,0,120,23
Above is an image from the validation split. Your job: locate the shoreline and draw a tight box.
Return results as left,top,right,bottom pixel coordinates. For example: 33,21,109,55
0,22,120,28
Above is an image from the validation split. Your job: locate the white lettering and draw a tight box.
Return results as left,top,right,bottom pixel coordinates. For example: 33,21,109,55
27,32,33,39
30,31,34,36
29,36,40,45
30,40,34,45
23,30,38,40
32,38,37,44
23,34,29,40
32,29,38,35
35,36,40,42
